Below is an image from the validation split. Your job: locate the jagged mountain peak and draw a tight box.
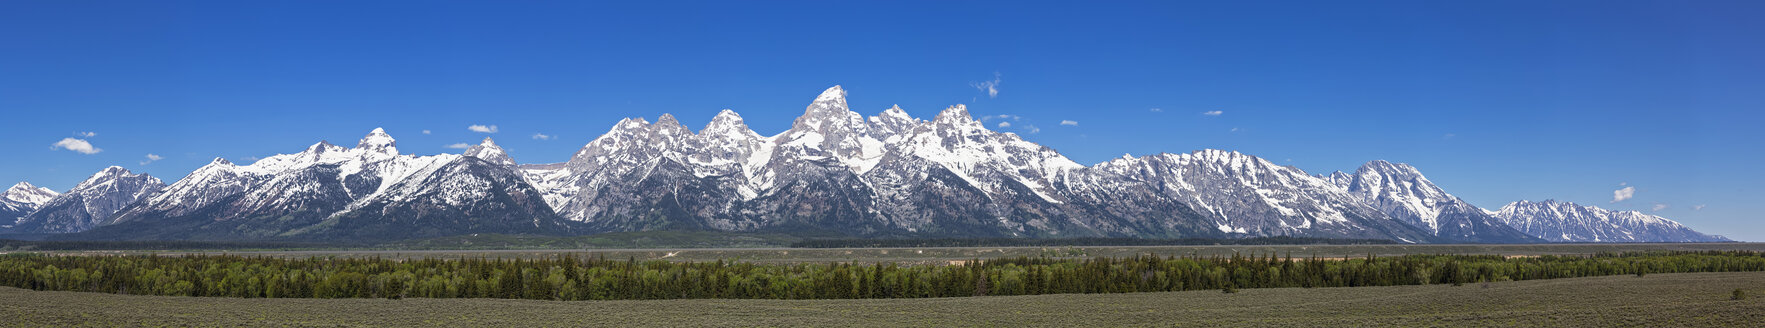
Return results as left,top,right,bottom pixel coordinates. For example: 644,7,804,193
305,141,345,154
656,113,682,126
702,109,760,138
1357,160,1424,176
3,182,59,205
355,128,397,155
1494,199,1726,242
7,182,41,192
1161,149,1282,170
709,109,744,124
10,166,167,234
615,117,652,129
880,104,909,119
97,165,129,175
1347,160,1445,194
814,85,846,103
1337,160,1493,238
933,104,975,124
651,113,692,136
464,137,516,166
791,86,866,134
78,166,151,188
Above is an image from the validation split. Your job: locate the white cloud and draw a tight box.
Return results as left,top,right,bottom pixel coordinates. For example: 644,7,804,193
1651,203,1669,211
1059,120,1078,126
51,138,102,154
970,72,1001,98
421,130,432,135
140,153,163,165
1230,127,1240,132
1619,182,1627,186
1612,186,1635,203
1692,204,1707,211
982,114,1020,123
444,143,471,149
997,122,1011,128
1025,125,1040,134
1202,110,1224,116
1149,108,1163,112
532,133,554,140
467,125,499,133
76,131,97,137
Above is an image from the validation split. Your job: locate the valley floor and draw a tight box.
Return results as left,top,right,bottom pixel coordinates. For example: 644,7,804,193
3,271,1761,327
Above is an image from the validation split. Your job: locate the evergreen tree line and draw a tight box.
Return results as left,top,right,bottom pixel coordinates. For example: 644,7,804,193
789,236,1396,248
1,251,1761,301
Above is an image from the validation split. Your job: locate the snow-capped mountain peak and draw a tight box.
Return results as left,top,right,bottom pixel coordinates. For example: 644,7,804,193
355,127,398,157
652,113,693,136
78,166,143,189
464,138,516,166
7,167,165,233
1328,160,1540,242
932,104,978,126
3,182,59,206
1493,200,1726,242
879,105,910,120
814,85,846,103
1344,160,1451,230
699,110,762,140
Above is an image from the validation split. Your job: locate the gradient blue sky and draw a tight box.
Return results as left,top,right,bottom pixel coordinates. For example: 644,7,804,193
3,1,1760,240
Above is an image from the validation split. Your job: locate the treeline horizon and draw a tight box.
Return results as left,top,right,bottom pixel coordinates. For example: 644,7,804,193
2,251,1762,301
789,236,1398,248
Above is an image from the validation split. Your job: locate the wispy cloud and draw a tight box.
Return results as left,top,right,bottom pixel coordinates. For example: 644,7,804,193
1612,186,1635,203
1025,125,1040,134
1230,127,1240,132
1693,204,1707,211
1651,203,1669,211
1201,110,1224,116
467,125,499,133
1443,133,1456,139
997,122,1012,128
445,143,472,149
532,133,554,140
51,138,102,154
1149,108,1163,112
981,114,1021,122
1059,120,1078,126
421,130,432,135
140,154,163,165
970,72,1001,98
76,131,97,137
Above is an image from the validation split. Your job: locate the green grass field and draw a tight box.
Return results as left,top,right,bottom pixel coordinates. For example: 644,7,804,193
2,271,1760,327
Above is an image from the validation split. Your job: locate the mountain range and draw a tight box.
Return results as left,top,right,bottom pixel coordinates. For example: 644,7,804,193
1,86,1730,243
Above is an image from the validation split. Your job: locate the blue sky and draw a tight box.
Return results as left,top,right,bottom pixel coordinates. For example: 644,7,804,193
3,1,1761,240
